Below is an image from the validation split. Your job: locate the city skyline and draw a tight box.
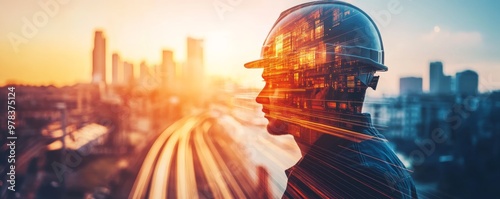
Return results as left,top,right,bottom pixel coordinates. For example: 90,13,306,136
1,1,499,198
400,64,479,96
4,28,491,98
1,0,500,95
96,30,204,90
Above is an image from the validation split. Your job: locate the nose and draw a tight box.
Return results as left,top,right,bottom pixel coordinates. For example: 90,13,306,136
256,86,270,105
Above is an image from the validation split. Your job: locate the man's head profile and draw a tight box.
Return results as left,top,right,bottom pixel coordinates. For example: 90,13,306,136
245,1,388,144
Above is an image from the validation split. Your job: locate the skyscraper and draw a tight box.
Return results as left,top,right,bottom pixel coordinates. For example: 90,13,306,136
400,77,423,95
161,50,176,89
112,53,121,85
441,75,452,94
430,61,443,94
140,61,150,80
186,37,204,88
429,61,453,95
456,70,479,96
123,61,134,84
92,30,106,84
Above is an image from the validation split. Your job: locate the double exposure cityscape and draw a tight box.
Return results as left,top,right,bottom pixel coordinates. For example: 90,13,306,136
1,0,499,198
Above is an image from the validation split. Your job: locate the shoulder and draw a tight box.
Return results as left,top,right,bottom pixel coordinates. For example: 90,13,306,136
334,137,418,198
288,133,417,198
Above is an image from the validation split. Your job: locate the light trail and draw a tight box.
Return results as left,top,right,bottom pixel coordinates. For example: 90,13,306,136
129,117,188,199
193,123,234,199
129,112,261,199
175,115,203,199
203,129,248,198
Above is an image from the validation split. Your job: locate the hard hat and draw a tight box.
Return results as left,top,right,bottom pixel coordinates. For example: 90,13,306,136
245,1,387,91
247,1,388,141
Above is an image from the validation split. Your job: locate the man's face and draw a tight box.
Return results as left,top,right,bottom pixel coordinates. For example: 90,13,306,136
256,68,289,135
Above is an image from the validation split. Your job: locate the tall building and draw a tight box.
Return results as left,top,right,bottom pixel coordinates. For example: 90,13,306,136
140,61,150,80
92,30,106,84
429,61,443,94
161,50,176,89
186,37,204,88
123,61,134,84
456,70,479,96
400,77,423,95
152,64,159,79
441,75,452,94
112,53,121,85
429,61,452,95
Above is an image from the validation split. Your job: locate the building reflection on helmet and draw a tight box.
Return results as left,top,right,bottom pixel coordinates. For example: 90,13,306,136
247,1,388,144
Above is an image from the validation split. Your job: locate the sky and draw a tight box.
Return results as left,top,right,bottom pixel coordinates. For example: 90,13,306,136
1,0,499,96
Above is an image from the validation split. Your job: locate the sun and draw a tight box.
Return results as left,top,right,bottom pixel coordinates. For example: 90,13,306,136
434,26,441,33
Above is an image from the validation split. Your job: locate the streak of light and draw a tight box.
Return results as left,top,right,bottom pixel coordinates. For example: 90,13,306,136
129,117,188,199
268,113,383,143
175,116,202,199
338,145,413,172
262,103,389,130
193,122,234,199
203,129,252,198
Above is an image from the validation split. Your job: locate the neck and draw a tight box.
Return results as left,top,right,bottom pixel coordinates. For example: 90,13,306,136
294,136,320,156
292,112,372,157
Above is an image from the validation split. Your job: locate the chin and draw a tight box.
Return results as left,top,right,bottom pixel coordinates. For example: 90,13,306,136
266,118,289,135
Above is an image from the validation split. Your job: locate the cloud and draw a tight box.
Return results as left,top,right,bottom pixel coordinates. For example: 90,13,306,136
421,29,483,46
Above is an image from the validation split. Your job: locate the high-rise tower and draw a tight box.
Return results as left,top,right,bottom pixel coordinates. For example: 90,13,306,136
92,30,106,84
112,53,120,85
429,61,443,94
161,50,176,89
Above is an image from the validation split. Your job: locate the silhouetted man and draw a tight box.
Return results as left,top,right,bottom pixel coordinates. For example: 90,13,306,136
245,1,418,198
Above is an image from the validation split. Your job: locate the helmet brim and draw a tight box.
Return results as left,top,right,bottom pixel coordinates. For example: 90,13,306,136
244,57,278,69
244,54,388,72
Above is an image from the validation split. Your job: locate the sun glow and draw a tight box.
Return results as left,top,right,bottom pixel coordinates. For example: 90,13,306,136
206,31,230,57
204,31,233,76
